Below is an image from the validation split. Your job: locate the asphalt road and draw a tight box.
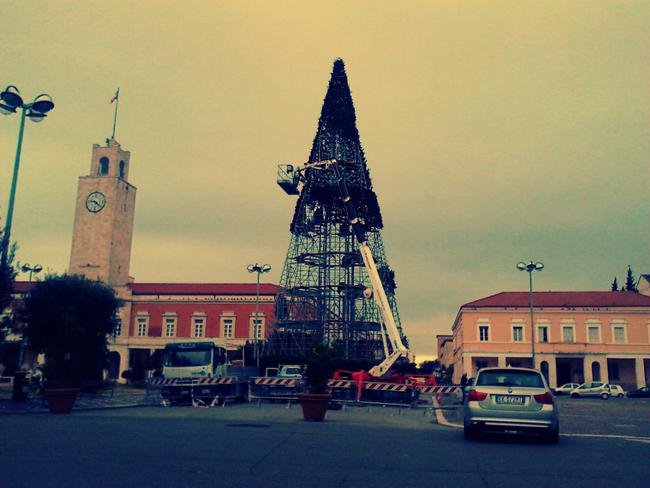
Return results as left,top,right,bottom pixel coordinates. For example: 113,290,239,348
1,403,649,488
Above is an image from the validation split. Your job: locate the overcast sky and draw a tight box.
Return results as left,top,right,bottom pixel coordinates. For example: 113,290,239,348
1,1,648,359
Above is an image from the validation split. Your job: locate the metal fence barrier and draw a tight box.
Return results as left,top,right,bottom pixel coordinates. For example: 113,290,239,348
327,379,358,403
249,377,306,402
358,381,416,406
148,377,244,407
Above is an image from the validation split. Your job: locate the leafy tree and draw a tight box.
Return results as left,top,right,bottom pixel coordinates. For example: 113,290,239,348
304,344,334,393
624,265,638,292
611,277,618,292
0,236,18,343
23,275,121,387
418,360,440,374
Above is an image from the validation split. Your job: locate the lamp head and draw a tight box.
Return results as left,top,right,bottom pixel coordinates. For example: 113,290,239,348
534,262,544,271
0,102,16,115
27,109,46,123
33,264,43,273
31,94,55,114
1,86,23,110
21,264,31,273
247,264,257,273
516,262,527,271
261,264,271,273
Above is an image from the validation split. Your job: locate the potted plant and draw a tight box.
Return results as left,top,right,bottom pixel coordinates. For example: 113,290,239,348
23,275,120,413
298,345,333,421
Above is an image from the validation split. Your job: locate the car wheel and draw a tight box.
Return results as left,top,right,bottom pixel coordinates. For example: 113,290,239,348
600,393,610,400
571,393,579,398
464,424,479,440
541,427,560,444
617,393,624,398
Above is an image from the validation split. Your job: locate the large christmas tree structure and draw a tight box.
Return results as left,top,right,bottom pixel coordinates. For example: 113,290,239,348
269,59,407,362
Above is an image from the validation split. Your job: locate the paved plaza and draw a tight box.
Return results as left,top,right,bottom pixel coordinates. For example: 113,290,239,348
1,397,649,488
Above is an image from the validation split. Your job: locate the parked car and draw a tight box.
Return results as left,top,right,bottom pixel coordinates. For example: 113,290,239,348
553,383,580,395
463,367,559,443
609,384,626,398
626,386,650,398
570,382,611,399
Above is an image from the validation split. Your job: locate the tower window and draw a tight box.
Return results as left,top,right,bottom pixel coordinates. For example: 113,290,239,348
99,157,109,175
119,160,125,178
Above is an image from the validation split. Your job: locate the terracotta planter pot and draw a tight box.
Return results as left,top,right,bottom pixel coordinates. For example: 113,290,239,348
298,393,333,421
45,388,79,414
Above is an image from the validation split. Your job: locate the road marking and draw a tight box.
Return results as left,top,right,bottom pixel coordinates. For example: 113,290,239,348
560,433,650,444
431,397,462,428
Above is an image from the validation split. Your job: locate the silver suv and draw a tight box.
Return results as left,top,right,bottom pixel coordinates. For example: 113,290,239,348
463,367,559,443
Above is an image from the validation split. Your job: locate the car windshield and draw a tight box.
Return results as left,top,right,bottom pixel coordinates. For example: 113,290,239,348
477,370,544,388
283,367,302,375
164,349,211,367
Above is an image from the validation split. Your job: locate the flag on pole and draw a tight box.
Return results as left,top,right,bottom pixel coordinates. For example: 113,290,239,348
110,88,120,104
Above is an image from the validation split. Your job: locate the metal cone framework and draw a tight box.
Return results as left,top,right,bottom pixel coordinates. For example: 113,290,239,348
269,59,407,361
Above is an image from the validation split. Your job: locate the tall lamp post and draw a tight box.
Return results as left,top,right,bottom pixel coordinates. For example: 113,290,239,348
517,260,544,369
0,86,55,271
247,263,271,369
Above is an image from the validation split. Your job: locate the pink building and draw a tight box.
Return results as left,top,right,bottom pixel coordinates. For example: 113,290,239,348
451,291,650,390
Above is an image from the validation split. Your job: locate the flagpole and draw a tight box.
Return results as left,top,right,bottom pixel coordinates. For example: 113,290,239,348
111,88,120,140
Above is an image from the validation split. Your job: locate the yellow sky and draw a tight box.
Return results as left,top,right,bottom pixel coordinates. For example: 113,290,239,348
1,1,649,356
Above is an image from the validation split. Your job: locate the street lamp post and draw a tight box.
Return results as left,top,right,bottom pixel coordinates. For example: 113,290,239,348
517,260,544,369
247,263,271,370
0,86,55,272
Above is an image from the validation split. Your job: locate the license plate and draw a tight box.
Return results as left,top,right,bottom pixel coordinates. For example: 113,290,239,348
495,395,525,405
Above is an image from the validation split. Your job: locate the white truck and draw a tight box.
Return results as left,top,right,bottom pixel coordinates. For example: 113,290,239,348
160,342,256,404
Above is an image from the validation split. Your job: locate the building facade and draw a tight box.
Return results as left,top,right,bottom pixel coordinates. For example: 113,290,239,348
436,334,453,368
451,291,650,390
108,282,280,380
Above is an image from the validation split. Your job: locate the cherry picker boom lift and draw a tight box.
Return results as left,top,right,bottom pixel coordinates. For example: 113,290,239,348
296,159,415,379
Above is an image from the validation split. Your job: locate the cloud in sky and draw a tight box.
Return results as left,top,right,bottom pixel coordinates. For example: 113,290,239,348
1,1,648,357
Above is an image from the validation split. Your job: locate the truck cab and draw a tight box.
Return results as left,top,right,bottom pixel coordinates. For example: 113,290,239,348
162,342,226,379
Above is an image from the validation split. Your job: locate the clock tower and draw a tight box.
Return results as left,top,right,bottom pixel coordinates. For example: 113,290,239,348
69,139,136,287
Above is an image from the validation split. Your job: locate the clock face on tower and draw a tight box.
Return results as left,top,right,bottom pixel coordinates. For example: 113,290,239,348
85,191,106,213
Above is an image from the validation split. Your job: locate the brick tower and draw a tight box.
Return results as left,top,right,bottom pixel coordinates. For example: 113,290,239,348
69,139,136,287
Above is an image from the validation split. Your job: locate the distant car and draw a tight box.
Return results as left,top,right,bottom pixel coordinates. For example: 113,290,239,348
570,382,610,399
554,383,580,395
463,367,559,443
626,386,650,398
609,384,626,398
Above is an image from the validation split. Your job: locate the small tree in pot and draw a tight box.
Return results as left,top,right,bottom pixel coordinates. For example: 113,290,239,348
298,344,333,421
23,275,120,413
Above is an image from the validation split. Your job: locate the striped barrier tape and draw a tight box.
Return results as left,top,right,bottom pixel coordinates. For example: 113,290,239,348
149,377,234,386
327,380,356,389
253,377,298,387
363,382,412,392
416,385,460,394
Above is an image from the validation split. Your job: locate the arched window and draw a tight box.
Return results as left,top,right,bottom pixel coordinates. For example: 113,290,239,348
591,361,601,382
119,160,125,179
540,361,549,383
99,157,109,175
